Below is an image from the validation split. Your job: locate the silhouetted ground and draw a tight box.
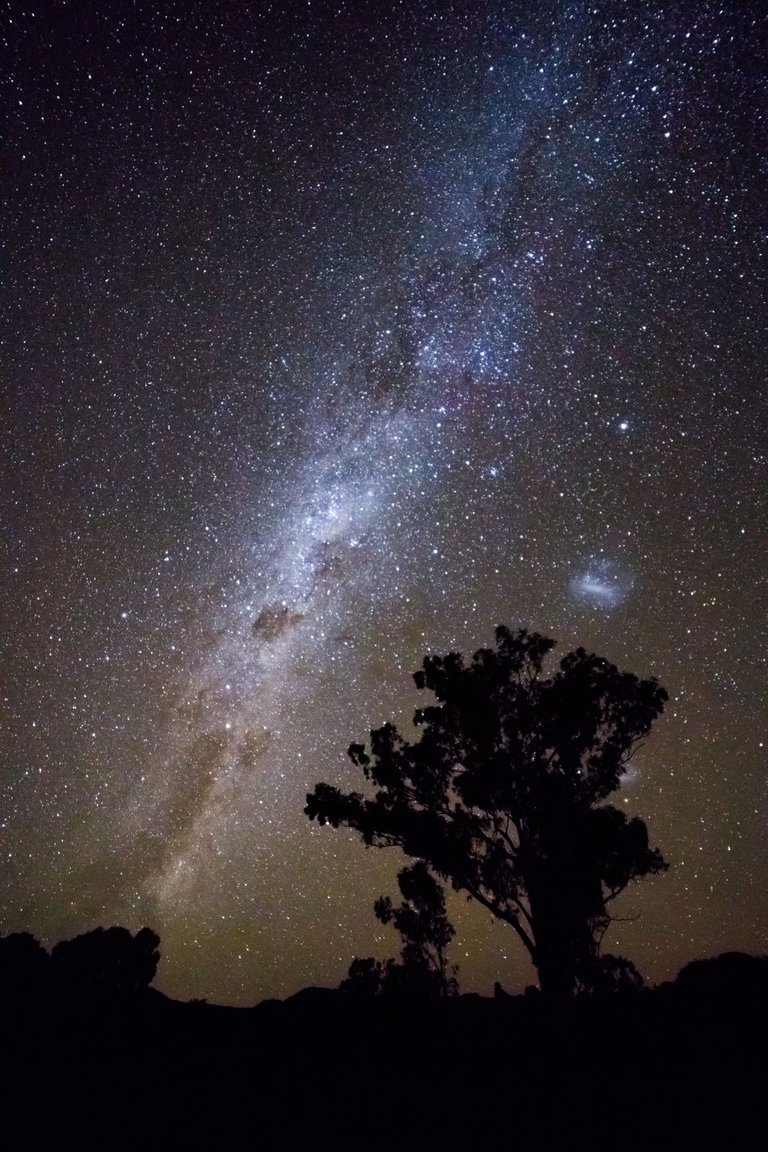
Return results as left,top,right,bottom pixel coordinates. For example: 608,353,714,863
1,953,766,1151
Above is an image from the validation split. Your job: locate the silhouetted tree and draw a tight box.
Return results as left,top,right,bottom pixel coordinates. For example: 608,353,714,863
341,865,457,998
0,932,50,1000
375,862,458,996
51,926,160,998
339,955,392,997
585,953,645,994
307,627,668,1000
675,952,768,1003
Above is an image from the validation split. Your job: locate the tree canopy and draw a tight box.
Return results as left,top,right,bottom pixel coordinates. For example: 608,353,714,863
306,627,668,1000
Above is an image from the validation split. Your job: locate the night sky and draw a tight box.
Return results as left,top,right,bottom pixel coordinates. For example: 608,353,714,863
4,0,766,1006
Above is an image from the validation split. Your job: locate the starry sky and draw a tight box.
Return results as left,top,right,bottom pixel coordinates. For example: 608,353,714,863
3,0,766,1005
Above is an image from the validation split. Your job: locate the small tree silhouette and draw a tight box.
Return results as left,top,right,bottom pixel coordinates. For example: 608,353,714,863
340,955,392,997
51,926,160,998
375,862,458,997
0,932,50,1001
585,953,645,994
341,863,458,998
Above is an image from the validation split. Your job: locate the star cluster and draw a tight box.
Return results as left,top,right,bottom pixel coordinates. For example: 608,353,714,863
3,1,766,1003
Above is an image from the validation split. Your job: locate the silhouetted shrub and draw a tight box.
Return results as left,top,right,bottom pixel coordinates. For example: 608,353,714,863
0,932,50,1000
340,956,391,997
675,951,768,1003
582,953,645,995
51,926,160,998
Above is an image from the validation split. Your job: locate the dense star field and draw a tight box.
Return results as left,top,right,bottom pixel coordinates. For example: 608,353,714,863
3,1,766,1005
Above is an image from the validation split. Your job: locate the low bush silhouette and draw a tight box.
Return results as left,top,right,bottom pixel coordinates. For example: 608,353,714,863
51,926,160,998
0,932,50,1000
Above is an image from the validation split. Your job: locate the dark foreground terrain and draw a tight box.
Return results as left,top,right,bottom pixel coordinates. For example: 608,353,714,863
1,954,766,1151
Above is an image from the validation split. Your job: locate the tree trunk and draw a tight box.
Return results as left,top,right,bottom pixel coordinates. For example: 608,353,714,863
533,938,577,1002
528,881,581,1001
